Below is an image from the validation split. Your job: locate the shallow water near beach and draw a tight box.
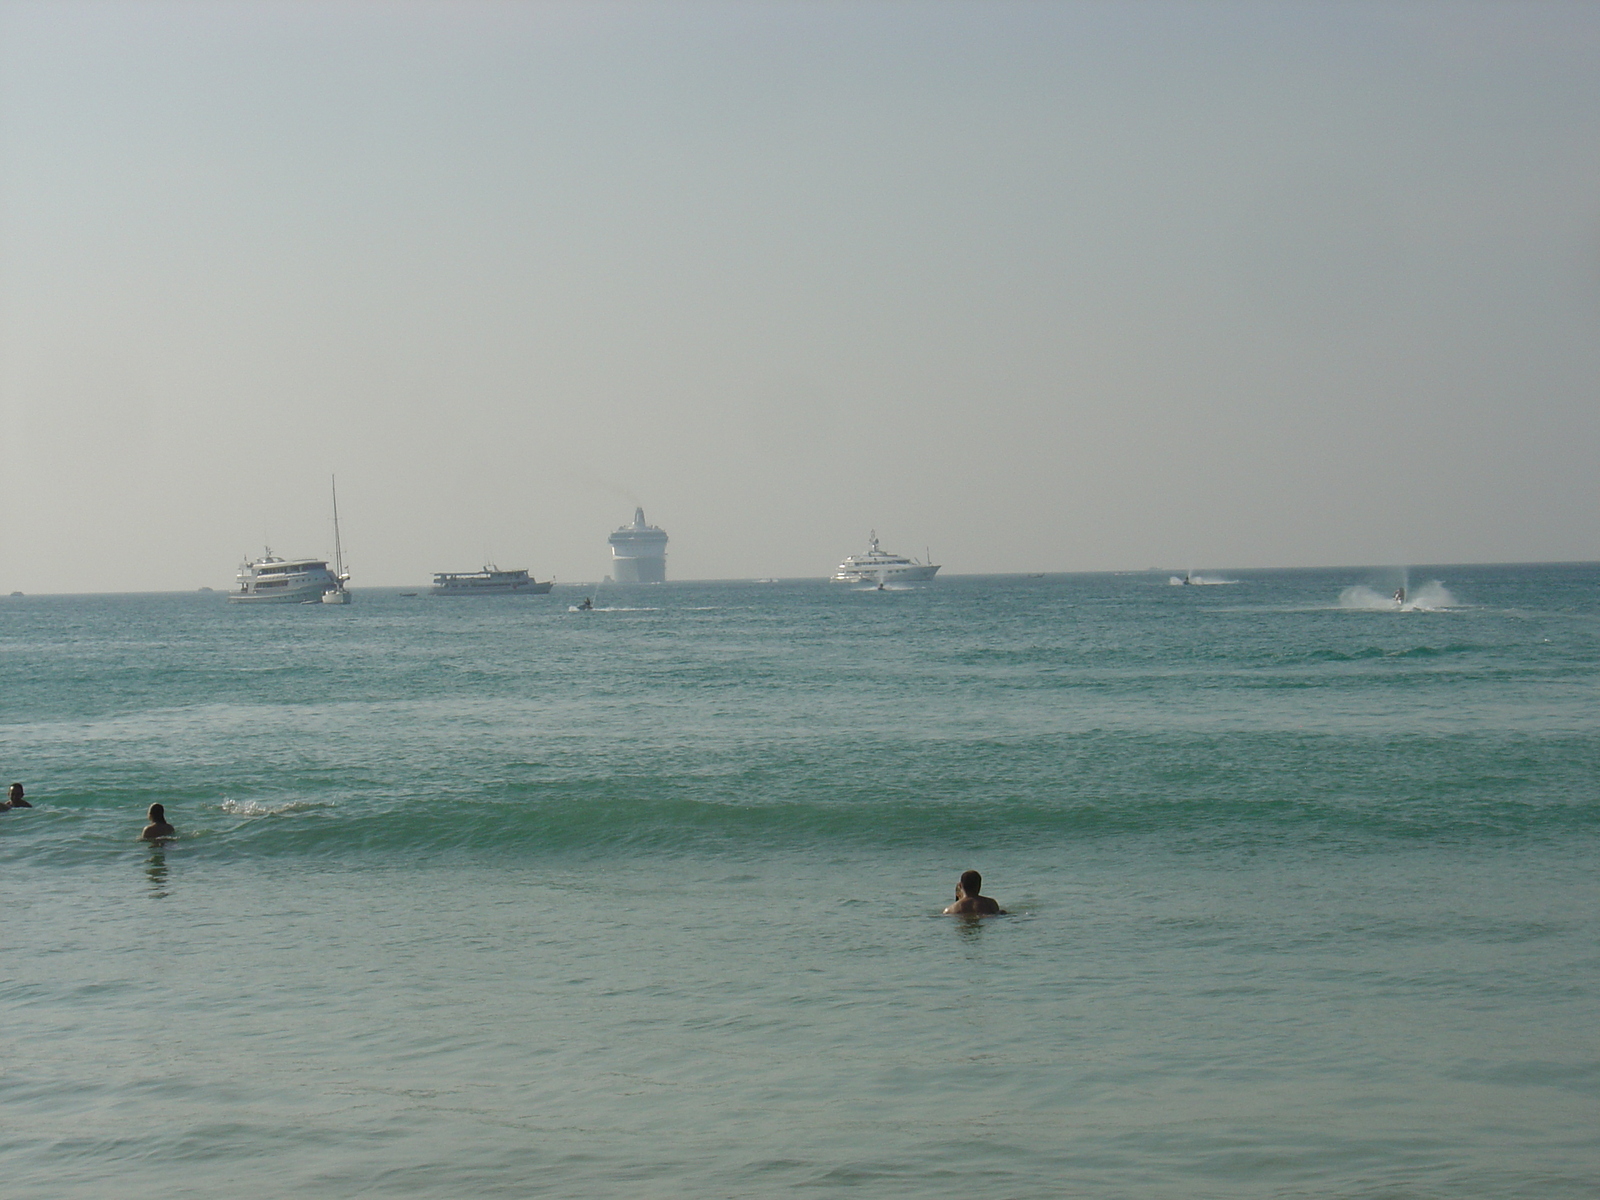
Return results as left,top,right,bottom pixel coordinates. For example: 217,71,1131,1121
3,565,1597,1198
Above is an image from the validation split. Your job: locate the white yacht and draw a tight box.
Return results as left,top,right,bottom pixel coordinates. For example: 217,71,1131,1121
831,531,940,583
431,566,553,596
230,552,344,603
234,479,353,604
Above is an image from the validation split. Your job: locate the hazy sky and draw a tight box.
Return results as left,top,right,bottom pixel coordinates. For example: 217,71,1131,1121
2,1,1597,591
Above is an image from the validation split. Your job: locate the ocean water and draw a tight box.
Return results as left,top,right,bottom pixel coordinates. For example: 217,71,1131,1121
2,565,1596,1199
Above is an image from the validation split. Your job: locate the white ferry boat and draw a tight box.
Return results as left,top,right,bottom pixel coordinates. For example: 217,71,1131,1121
431,566,553,596
831,532,941,583
230,552,344,604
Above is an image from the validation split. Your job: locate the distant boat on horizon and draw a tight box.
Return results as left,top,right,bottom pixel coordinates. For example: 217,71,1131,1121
430,566,553,596
831,531,940,583
230,479,353,605
230,551,345,604
608,508,668,583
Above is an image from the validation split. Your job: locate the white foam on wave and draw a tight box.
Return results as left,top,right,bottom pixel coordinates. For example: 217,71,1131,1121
220,798,328,817
1339,581,1457,612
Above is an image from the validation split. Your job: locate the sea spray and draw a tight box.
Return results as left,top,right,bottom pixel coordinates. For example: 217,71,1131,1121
1340,580,1458,610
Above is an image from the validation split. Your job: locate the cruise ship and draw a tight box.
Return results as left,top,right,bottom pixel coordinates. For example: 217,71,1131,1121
230,551,345,603
831,532,941,583
431,566,553,596
608,508,668,583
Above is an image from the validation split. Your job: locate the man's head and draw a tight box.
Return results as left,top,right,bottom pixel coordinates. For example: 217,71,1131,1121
8,783,21,802
148,804,165,822
957,869,983,898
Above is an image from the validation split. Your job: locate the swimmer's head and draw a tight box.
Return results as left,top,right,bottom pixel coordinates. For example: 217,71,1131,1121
148,803,165,821
958,869,982,897
8,783,21,800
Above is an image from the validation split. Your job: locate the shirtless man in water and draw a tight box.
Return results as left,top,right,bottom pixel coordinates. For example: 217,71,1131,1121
4,783,30,809
944,869,1005,915
140,804,175,841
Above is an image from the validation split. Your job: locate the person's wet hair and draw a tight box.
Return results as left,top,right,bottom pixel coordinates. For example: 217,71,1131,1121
959,869,982,894
148,804,165,821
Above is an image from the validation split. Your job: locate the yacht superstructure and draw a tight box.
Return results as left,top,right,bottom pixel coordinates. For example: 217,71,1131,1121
831,532,940,583
607,508,668,583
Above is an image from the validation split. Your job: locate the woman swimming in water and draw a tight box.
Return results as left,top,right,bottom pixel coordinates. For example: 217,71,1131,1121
141,804,175,841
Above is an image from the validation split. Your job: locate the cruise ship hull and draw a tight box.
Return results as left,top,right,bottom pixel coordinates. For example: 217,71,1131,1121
610,558,666,584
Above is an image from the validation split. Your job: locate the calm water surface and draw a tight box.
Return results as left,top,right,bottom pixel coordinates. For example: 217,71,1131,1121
2,566,1596,1197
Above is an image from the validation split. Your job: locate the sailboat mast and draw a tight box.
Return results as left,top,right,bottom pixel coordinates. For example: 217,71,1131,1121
330,475,344,579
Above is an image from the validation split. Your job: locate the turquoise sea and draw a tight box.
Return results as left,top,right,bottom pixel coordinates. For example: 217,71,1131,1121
2,565,1597,1198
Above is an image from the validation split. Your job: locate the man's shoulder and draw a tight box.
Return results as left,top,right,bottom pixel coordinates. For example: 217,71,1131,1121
945,897,1002,915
